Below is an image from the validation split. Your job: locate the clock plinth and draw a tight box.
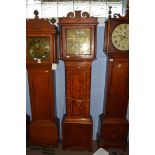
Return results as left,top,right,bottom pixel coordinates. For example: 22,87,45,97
29,119,59,146
97,114,128,150
62,115,93,151
26,11,59,147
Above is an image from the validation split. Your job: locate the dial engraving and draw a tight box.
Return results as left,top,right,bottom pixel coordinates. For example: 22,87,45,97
66,29,91,55
112,24,129,51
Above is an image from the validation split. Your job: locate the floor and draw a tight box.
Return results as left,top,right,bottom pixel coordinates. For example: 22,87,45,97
26,141,129,155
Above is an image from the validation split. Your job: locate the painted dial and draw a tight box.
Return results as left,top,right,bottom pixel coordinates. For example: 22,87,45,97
112,23,129,51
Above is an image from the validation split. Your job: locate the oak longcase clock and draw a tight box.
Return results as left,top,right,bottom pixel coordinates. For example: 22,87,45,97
97,7,129,150
26,10,59,146
59,11,98,151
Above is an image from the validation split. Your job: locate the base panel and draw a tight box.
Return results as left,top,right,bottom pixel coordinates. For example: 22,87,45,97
62,115,93,151
97,113,128,150
29,120,59,147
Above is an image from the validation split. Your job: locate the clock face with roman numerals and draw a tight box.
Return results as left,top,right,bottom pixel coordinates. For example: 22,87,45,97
112,23,129,51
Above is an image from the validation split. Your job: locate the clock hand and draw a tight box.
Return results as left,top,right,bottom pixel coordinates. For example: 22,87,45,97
117,35,126,43
116,35,124,42
117,38,123,43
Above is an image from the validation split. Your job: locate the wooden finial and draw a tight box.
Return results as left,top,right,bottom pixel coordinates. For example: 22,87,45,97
108,6,112,19
51,18,56,25
125,0,129,18
34,10,39,19
126,0,129,9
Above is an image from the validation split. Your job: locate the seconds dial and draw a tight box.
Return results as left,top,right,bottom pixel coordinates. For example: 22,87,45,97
112,23,129,51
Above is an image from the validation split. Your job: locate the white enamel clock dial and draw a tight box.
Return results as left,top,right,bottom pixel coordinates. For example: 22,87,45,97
112,23,129,51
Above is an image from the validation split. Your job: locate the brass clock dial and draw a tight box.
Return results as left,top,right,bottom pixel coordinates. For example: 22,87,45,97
112,23,129,51
66,29,90,55
27,37,50,60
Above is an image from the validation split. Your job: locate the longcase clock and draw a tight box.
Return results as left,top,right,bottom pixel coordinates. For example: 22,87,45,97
97,7,129,149
26,10,59,146
59,11,98,151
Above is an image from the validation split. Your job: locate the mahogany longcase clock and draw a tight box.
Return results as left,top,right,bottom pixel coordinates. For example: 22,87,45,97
59,11,98,151
26,10,59,146
97,7,129,149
